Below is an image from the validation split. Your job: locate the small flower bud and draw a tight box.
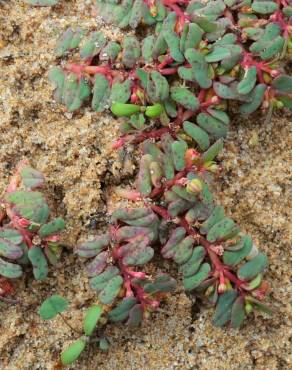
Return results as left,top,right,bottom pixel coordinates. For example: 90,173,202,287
186,179,203,195
150,5,157,16
270,69,279,78
204,161,219,173
275,100,284,109
245,302,253,314
263,72,272,84
218,283,227,293
18,218,30,228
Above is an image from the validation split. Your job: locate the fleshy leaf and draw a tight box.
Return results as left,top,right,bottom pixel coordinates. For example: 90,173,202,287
237,253,268,280
0,258,22,279
28,247,48,280
20,166,45,189
212,289,237,327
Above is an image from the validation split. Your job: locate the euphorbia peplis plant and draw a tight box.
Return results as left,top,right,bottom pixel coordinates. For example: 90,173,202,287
0,161,65,300
38,0,292,365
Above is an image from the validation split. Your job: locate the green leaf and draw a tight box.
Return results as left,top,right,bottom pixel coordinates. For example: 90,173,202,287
77,234,110,258
145,104,163,118
83,305,103,336
55,28,83,56
142,35,155,63
137,154,153,196
283,6,292,16
223,235,253,266
183,263,211,291
99,337,110,351
48,67,65,103
173,236,194,265
239,84,267,115
172,185,197,202
237,66,257,95
109,297,137,322
180,246,206,277
147,71,169,102
129,0,143,28
0,229,23,260
171,87,199,111
90,266,119,290
181,23,204,52
91,74,110,112
80,32,106,59
246,296,273,315
272,75,292,94
98,275,123,304
0,257,22,278
25,0,59,6
197,113,228,139
205,47,231,62
122,36,141,68
212,289,237,327
100,41,121,62
213,82,238,99
200,206,225,234
38,218,65,238
28,247,48,280
123,246,154,266
163,30,185,63
202,139,224,162
231,296,246,329
252,1,278,14
61,338,86,365
183,121,210,151
109,80,131,104
39,295,69,320
171,140,188,171
144,274,176,294
63,74,91,112
127,304,143,327
237,253,268,280
207,217,236,242
277,96,292,110
161,227,186,259
20,167,44,189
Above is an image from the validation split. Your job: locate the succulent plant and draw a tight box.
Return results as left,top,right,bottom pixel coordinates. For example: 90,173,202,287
0,161,65,300
36,0,292,364
49,1,291,121
76,212,176,316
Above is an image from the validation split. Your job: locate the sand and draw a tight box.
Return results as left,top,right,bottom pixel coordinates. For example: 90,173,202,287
0,1,291,369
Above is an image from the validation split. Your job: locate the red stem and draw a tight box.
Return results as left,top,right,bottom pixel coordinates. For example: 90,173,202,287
149,169,188,198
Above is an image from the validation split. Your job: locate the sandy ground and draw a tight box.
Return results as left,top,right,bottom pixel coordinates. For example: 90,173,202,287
0,1,291,369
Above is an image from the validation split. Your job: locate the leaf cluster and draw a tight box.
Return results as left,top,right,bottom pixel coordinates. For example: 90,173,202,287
0,162,65,286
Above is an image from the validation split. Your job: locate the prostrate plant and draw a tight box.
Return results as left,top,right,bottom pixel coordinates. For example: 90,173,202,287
39,0,292,365
81,136,271,330
49,0,292,123
0,161,65,300
76,210,176,316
